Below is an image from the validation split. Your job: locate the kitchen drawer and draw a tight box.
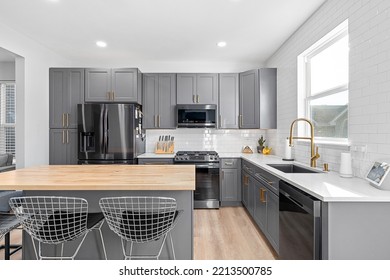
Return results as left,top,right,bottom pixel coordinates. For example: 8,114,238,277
242,160,256,176
138,158,174,165
253,167,279,195
221,158,240,169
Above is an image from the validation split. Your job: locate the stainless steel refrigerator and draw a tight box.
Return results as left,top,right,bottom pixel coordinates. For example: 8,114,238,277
77,103,145,164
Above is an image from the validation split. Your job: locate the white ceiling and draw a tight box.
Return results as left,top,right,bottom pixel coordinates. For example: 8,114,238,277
0,0,326,69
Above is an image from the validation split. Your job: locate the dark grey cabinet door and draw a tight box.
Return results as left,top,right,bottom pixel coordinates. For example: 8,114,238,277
219,73,239,128
158,74,176,128
111,68,139,103
267,189,279,252
197,73,218,104
68,69,84,128
49,129,68,165
85,68,111,102
177,74,196,104
239,69,260,128
221,168,239,202
50,129,78,165
253,183,267,231
50,69,84,129
49,69,67,129
143,74,176,129
242,171,249,208
260,68,277,129
143,74,158,129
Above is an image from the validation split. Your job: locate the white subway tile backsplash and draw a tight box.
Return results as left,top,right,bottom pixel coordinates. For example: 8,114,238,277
145,129,269,154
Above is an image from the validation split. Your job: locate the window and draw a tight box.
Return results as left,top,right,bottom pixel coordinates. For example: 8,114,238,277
298,20,349,143
0,82,16,157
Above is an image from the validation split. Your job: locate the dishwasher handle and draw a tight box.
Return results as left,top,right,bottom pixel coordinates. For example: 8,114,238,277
279,188,314,215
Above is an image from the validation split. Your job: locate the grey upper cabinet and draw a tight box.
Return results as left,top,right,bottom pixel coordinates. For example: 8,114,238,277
219,73,239,128
143,73,176,129
239,68,277,129
49,129,78,165
177,73,218,104
49,68,84,129
260,68,277,129
85,68,142,104
239,69,260,128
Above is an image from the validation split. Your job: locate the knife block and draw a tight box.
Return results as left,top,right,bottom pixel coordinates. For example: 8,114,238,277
155,141,175,154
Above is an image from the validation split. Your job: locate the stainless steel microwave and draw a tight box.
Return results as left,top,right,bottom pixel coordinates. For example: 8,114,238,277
176,104,217,128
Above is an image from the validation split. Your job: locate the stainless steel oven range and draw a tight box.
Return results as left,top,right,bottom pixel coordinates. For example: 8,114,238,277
174,151,220,209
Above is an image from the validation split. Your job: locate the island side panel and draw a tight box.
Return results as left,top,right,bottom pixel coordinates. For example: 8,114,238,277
22,190,193,260
325,202,390,260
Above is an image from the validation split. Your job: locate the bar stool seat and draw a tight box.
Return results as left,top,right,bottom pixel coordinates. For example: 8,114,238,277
9,196,107,260
99,196,183,260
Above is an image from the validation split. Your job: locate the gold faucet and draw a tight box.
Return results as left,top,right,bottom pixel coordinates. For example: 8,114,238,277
289,118,320,168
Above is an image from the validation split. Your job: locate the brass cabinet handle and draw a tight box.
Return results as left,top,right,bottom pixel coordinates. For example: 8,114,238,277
243,175,248,186
66,130,69,144
66,113,69,128
197,95,200,103
158,115,161,127
261,188,267,203
62,113,65,128
62,130,65,144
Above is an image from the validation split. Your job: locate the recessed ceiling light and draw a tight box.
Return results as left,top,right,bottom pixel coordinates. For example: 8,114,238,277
96,41,107,48
217,41,227,48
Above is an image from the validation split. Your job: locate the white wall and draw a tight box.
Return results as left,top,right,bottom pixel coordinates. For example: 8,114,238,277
0,22,70,168
266,0,390,178
0,61,15,81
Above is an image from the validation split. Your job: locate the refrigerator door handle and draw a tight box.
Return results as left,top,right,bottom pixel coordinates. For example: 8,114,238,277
103,107,109,154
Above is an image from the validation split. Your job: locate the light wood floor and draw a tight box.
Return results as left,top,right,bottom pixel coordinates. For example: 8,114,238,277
1,206,277,260
194,206,277,260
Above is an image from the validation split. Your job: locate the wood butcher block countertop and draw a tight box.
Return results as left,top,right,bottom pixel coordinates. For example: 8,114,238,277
0,165,195,191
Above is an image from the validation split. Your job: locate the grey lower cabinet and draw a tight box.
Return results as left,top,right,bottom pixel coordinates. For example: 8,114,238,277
241,159,279,253
220,158,241,206
177,73,218,104
85,68,142,103
49,68,84,129
239,68,277,129
143,74,176,129
138,158,174,165
218,73,239,128
49,129,78,165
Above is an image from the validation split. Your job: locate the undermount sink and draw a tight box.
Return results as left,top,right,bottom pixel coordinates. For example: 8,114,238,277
267,164,322,174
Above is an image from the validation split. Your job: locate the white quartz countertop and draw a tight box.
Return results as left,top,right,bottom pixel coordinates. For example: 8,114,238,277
138,152,390,202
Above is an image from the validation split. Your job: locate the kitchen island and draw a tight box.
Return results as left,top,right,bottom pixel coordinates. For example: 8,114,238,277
0,165,195,260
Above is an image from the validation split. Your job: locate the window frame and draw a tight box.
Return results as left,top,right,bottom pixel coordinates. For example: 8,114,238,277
298,20,349,144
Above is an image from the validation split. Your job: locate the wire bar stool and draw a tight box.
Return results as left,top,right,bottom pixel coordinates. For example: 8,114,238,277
9,196,107,260
0,213,22,259
99,196,183,260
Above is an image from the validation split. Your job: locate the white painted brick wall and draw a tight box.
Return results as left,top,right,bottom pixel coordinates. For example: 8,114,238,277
266,0,390,178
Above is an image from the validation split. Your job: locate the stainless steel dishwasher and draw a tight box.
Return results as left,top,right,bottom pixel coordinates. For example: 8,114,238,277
279,180,321,259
